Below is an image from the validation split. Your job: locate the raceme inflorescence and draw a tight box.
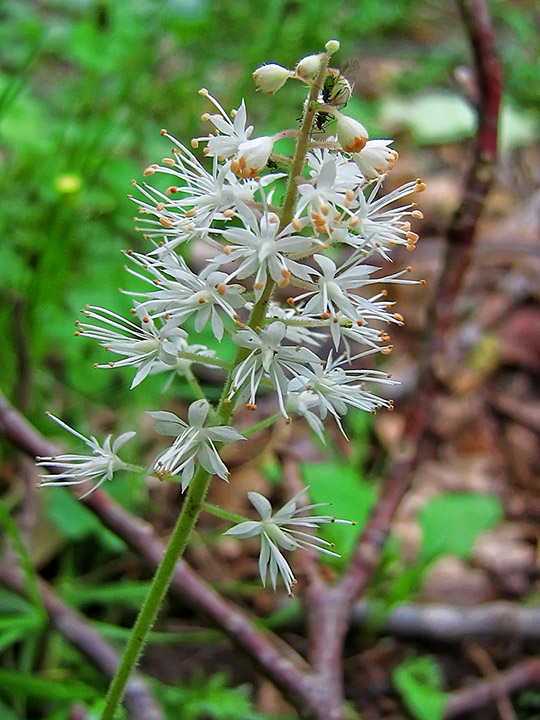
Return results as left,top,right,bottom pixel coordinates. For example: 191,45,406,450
38,40,423,595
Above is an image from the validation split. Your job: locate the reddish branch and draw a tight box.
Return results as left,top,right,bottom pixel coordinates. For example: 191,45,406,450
0,560,163,720
303,0,502,717
445,659,540,717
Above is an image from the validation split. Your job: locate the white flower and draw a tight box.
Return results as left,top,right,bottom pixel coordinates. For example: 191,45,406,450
334,112,369,153
225,488,351,595
253,63,291,94
343,177,424,258
352,139,398,179
150,399,245,489
296,254,377,321
216,202,314,299
295,155,353,234
37,413,136,498
231,136,275,179
132,140,252,246
76,304,186,388
229,322,320,417
287,352,396,436
306,148,363,193
295,254,415,326
124,252,246,342
195,92,253,159
328,311,396,354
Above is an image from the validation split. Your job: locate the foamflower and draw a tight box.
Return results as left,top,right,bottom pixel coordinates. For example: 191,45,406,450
150,399,245,489
229,322,320,417
225,488,353,595
37,413,136,498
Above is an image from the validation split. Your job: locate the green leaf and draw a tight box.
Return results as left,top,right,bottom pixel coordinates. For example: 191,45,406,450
301,462,375,564
156,671,261,720
418,492,502,561
379,92,539,151
393,655,446,720
0,698,21,720
0,498,46,620
0,669,97,702
45,488,125,552
61,580,151,609
380,92,475,145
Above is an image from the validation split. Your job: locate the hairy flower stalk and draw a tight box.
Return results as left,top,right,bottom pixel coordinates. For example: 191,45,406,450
37,40,423,720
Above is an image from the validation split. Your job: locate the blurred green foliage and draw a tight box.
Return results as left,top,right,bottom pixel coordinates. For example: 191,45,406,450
1,0,539,717
393,654,446,720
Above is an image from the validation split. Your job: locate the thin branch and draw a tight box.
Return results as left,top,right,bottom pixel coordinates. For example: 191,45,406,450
445,659,540,718
0,560,163,720
351,601,540,642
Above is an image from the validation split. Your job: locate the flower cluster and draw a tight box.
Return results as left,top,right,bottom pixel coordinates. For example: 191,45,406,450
37,413,136,498
225,488,353,596
38,40,423,593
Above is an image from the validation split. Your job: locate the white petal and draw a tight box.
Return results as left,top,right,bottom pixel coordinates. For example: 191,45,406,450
187,399,210,428
248,491,273,520
112,431,137,452
224,521,262,538
207,426,245,443
148,411,187,436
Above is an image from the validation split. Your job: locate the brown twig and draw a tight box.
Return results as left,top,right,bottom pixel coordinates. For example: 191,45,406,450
465,642,518,720
350,601,540,642
0,559,163,720
445,658,540,718
303,0,502,717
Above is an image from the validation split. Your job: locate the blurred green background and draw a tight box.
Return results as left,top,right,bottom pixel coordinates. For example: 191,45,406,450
1,1,540,718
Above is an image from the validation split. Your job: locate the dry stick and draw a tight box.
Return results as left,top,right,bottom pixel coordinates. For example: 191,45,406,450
0,560,163,720
303,0,502,717
0,393,321,717
445,659,540,718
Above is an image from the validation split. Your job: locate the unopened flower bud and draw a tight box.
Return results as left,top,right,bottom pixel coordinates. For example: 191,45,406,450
295,53,323,80
325,39,340,55
335,112,369,153
352,139,399,179
231,136,274,178
253,63,290,94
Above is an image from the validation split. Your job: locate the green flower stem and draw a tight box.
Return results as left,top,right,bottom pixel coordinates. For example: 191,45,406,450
242,412,283,437
100,463,212,720
100,59,325,720
176,351,232,370
281,52,330,226
202,501,247,525
184,366,208,402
